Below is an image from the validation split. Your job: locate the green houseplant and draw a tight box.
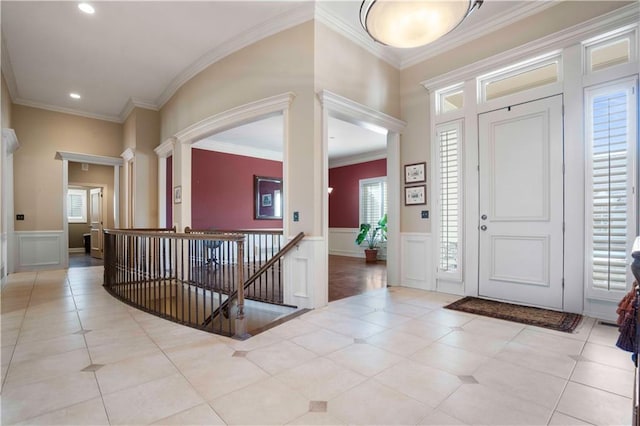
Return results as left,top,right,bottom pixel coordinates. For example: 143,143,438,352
355,214,388,263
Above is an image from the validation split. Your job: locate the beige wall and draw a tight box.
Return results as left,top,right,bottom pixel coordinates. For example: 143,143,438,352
122,107,160,227
161,21,317,235
314,22,401,118
12,105,122,231
398,0,633,233
69,221,88,249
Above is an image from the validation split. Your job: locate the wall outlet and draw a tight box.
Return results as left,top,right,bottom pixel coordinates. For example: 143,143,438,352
16,214,24,221
421,210,429,219
293,211,299,222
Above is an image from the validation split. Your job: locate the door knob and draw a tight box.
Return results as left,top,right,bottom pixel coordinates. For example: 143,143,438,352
480,225,487,231
481,214,487,220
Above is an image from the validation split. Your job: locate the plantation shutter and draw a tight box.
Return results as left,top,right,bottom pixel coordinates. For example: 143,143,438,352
360,178,387,225
67,189,87,223
586,79,636,295
437,121,462,279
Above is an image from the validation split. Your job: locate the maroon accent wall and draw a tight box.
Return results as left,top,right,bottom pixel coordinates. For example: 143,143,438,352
192,149,283,229
166,155,172,228
329,159,386,228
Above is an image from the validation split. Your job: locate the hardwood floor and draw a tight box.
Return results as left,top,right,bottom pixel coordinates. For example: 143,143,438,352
328,255,386,302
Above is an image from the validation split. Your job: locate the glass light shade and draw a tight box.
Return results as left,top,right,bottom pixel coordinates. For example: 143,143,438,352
361,0,476,48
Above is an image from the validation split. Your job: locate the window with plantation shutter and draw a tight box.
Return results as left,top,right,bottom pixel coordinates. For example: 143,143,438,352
436,120,463,281
585,78,637,299
359,177,387,226
67,188,87,223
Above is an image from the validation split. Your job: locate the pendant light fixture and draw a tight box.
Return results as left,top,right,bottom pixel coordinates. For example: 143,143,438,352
360,0,483,48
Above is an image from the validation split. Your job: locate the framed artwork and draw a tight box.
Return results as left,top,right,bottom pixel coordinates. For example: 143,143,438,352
405,185,426,206
254,175,283,219
173,186,182,204
404,162,426,184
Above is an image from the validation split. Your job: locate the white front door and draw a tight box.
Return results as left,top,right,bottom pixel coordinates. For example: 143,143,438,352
478,95,564,309
89,188,103,259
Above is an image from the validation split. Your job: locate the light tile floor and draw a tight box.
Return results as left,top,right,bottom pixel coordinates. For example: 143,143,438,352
0,267,634,425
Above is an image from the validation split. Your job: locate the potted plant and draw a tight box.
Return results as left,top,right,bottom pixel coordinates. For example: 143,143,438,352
355,214,387,263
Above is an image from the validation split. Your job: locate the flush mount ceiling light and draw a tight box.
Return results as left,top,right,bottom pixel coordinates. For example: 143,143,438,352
69,93,81,99
360,0,483,48
78,3,95,14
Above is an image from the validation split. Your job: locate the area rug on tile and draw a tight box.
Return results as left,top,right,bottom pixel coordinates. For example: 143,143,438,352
444,297,583,333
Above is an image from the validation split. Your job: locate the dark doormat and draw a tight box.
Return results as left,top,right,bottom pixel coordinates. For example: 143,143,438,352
445,297,583,333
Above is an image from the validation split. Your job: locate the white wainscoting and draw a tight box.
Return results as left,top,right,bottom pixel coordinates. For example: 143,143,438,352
400,232,434,291
583,298,617,323
284,236,327,309
328,227,387,259
15,231,66,271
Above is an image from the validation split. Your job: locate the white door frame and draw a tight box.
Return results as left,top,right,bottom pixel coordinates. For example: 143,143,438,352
318,91,406,287
2,129,19,279
56,151,123,268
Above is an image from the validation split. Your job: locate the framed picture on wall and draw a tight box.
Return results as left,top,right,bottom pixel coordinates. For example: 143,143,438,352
174,186,182,204
404,162,426,184
405,185,426,206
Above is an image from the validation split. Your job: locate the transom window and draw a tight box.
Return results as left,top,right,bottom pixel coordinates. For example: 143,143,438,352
583,25,637,74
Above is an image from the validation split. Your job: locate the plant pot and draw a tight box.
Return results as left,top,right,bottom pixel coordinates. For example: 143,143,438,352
364,249,378,263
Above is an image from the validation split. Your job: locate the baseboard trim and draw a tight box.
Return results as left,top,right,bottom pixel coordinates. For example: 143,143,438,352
68,248,85,254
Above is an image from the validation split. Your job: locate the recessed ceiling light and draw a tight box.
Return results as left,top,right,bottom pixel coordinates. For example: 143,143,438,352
69,93,81,100
78,3,95,14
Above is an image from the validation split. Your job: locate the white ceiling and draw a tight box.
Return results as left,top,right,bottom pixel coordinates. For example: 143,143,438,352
1,0,557,161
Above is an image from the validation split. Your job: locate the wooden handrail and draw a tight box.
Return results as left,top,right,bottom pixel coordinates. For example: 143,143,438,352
104,228,244,242
185,227,283,236
202,232,305,327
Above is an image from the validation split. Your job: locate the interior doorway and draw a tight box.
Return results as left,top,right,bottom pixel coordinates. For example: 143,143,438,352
477,95,564,309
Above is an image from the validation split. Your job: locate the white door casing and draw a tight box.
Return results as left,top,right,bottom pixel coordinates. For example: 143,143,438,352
90,187,103,259
478,95,564,309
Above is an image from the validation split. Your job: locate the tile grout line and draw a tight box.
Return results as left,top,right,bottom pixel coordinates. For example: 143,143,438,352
69,270,114,426
1,272,37,392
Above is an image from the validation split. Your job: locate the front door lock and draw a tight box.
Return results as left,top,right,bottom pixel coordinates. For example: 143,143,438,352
480,225,487,231
481,214,487,220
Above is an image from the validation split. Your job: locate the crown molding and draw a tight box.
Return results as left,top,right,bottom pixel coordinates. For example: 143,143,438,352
175,92,295,144
119,97,160,122
156,3,314,109
318,90,405,134
1,34,18,102
55,151,123,166
315,3,402,69
194,139,282,162
120,148,135,162
400,1,558,69
421,3,640,91
154,137,176,158
329,149,386,169
13,98,122,123
2,128,19,154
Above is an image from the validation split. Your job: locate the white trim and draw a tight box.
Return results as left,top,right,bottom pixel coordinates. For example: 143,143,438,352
318,90,406,134
119,97,160,122
400,232,433,291
154,137,176,158
194,139,282,162
55,151,123,166
2,129,19,154
175,92,295,144
329,150,386,169
421,4,639,91
156,4,313,108
68,248,85,254
13,98,122,123
120,148,135,162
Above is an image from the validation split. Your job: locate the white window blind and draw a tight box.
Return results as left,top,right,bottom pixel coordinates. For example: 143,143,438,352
68,188,87,223
359,177,387,225
436,121,463,280
586,78,637,297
